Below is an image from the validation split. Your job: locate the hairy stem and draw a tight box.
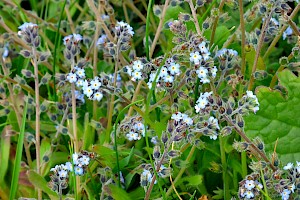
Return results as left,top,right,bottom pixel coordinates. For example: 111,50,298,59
248,10,273,91
224,116,277,171
149,0,170,58
32,47,42,200
209,0,225,46
188,0,201,35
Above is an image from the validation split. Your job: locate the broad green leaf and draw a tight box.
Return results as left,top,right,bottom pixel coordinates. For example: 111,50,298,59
113,147,134,173
0,127,10,185
107,185,132,200
245,45,266,79
27,170,58,198
204,26,231,48
175,174,203,187
245,70,300,164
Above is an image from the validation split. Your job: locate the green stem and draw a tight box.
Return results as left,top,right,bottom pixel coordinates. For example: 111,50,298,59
9,101,28,200
209,0,225,46
113,99,144,187
220,137,229,199
248,9,273,91
52,0,67,101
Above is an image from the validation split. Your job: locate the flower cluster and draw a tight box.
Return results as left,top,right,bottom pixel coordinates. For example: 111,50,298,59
18,22,40,47
238,174,263,200
171,111,193,126
195,92,213,113
216,48,238,61
125,60,145,81
245,91,260,114
140,164,170,187
48,151,93,193
119,116,146,141
63,34,82,61
189,42,218,84
277,162,299,200
147,59,182,88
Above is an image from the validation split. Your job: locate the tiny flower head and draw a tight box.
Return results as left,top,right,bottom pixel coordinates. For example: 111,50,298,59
74,166,84,176
132,60,144,71
168,62,180,75
244,180,255,190
190,51,202,64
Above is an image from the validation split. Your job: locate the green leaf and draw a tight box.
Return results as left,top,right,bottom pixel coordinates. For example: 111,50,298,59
245,45,266,79
113,147,134,173
107,185,132,200
0,127,10,185
245,70,300,164
27,170,58,198
175,174,203,187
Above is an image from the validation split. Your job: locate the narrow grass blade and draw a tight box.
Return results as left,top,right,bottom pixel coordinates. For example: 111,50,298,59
9,101,28,200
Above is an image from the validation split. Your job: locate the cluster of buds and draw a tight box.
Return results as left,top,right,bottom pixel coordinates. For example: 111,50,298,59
63,33,82,61
18,22,40,47
275,162,300,200
48,162,72,193
119,116,145,141
140,163,171,187
238,173,263,199
48,151,94,193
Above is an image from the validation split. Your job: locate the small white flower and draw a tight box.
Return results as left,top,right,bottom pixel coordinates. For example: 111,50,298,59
93,92,103,101
159,67,168,77
75,68,85,78
97,34,107,45
289,184,295,193
126,132,139,141
209,135,217,140
245,190,254,199
171,112,182,121
125,66,132,76
116,21,134,36
283,26,293,40
58,169,68,178
211,66,218,78
63,34,82,45
190,51,202,64
74,166,84,176
132,60,144,71
72,153,79,165
281,189,291,200
196,67,208,79
200,77,210,84
132,70,143,80
79,155,90,165
283,162,294,170
90,78,101,90
18,22,38,31
208,116,220,130
164,74,174,83
198,41,209,54
182,114,193,125
195,98,208,112
65,162,73,171
202,52,211,61
66,72,77,83
244,180,255,190
168,62,180,75
134,122,144,131
76,79,84,87
83,86,94,98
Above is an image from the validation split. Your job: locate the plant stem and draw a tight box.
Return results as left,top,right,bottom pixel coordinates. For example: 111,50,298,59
188,0,201,35
238,0,246,77
247,10,273,91
32,47,42,199
0,63,32,166
149,0,170,58
165,145,196,197
106,46,120,142
209,0,225,46
127,80,143,117
263,5,300,60
224,116,277,171
219,137,229,199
